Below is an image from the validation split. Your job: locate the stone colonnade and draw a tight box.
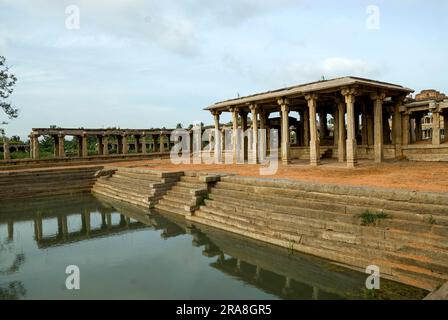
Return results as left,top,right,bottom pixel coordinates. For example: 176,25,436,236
28,129,173,160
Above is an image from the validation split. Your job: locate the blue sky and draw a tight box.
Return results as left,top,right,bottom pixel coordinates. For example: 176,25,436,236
1,0,447,139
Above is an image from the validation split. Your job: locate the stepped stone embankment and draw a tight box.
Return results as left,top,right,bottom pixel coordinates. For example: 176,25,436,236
0,166,102,200
92,167,183,208
2,164,448,292
187,175,448,291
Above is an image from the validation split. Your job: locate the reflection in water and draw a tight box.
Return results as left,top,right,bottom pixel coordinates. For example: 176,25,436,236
0,194,428,300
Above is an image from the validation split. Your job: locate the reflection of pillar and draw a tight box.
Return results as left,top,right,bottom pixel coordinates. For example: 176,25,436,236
106,214,112,229
82,211,91,235
101,213,107,229
306,94,319,166
254,266,262,281
312,286,319,300
58,215,68,238
7,220,13,240
34,213,43,241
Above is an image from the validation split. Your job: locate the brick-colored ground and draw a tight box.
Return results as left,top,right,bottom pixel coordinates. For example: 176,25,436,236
108,159,448,193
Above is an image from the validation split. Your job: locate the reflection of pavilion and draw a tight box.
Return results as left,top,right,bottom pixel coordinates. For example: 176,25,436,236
0,195,425,299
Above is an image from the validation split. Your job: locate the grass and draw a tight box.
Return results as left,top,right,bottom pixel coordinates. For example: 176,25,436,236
358,211,390,226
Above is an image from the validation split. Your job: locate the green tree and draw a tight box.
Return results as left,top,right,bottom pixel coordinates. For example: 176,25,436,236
0,56,18,135
176,123,183,129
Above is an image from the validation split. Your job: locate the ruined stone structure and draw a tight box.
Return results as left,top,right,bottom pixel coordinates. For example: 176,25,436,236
28,128,174,160
206,77,448,166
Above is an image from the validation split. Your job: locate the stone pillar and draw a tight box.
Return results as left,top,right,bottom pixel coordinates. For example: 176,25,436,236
402,112,411,146
82,133,88,158
3,137,10,160
371,92,386,163
333,109,338,148
53,135,59,157
240,110,248,161
32,134,40,159
135,135,142,153
361,102,368,145
29,134,33,159
319,110,326,140
259,110,267,160
122,133,128,154
392,102,403,158
342,88,359,168
97,135,104,155
305,94,319,166
248,105,258,163
230,108,239,164
103,135,109,155
415,116,422,142
303,108,309,147
141,133,147,154
212,111,222,163
432,104,441,145
58,134,65,158
278,98,290,164
444,110,448,143
159,132,165,153
77,136,82,157
337,99,346,162
367,113,374,146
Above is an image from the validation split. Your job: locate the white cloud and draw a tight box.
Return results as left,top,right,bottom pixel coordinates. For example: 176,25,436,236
321,57,379,78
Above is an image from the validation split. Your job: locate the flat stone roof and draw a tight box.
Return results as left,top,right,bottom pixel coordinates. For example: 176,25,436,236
205,76,413,110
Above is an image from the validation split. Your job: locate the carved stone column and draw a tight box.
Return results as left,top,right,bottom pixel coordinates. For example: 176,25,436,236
342,88,359,167
278,98,290,164
371,91,386,163
305,94,319,166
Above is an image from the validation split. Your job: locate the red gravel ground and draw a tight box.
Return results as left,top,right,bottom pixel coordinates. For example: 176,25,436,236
108,159,448,193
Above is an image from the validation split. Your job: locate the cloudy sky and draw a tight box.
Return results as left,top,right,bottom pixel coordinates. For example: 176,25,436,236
1,0,447,139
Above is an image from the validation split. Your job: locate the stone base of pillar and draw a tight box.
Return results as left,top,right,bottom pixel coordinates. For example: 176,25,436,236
309,141,320,166
346,139,357,168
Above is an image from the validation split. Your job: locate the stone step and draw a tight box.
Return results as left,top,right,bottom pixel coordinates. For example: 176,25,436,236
99,177,154,193
200,200,448,263
155,203,190,216
214,180,448,217
93,181,152,201
162,195,197,206
191,210,447,289
220,176,448,207
206,191,448,237
92,188,150,208
175,181,208,189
